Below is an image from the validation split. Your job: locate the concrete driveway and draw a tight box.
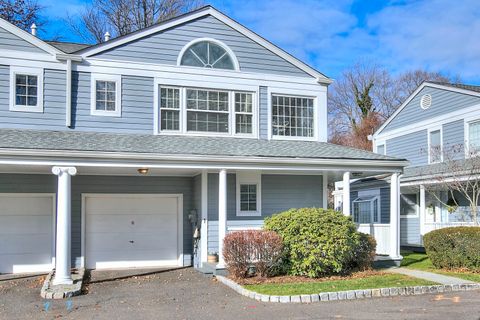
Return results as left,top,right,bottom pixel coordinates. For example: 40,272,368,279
1,268,479,320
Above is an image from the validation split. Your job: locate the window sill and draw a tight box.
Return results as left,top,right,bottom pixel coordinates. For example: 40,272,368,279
400,215,419,219
9,105,43,113
90,110,122,117
236,211,261,217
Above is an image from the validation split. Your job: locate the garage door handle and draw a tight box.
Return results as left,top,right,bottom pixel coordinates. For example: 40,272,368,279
129,240,134,244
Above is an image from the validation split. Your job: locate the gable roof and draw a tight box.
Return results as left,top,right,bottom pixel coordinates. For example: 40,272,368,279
0,18,63,55
77,6,331,84
46,41,91,54
374,81,480,137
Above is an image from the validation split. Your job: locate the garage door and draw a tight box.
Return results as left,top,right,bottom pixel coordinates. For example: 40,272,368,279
0,194,55,274
84,194,181,269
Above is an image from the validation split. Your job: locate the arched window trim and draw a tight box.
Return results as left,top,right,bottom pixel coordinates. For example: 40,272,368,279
177,38,240,71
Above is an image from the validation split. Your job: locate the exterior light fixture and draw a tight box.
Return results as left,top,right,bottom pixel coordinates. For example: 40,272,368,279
137,168,149,175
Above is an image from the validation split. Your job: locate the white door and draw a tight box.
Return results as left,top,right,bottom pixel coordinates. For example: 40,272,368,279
0,194,55,274
84,194,181,269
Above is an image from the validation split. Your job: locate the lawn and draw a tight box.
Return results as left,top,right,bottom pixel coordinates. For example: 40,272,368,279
401,251,480,282
244,273,435,295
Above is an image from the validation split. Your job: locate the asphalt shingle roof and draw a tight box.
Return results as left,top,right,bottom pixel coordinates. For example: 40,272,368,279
46,41,91,54
0,129,405,162
428,81,480,94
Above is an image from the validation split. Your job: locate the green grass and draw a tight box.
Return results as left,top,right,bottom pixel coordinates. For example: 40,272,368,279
244,274,435,295
401,250,480,282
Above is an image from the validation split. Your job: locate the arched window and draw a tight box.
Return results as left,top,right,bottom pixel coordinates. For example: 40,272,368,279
179,39,238,70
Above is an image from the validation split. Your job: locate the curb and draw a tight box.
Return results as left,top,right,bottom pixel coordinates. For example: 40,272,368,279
215,275,480,303
40,269,85,299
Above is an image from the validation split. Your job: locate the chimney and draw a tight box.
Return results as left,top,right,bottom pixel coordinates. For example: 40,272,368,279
30,23,37,36
104,31,110,42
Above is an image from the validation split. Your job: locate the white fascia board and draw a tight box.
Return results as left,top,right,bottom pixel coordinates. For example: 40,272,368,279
78,7,331,84
0,148,408,170
0,18,62,56
374,82,480,138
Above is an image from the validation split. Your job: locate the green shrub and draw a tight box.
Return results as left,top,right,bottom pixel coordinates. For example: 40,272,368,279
264,208,360,278
423,227,480,271
347,232,376,272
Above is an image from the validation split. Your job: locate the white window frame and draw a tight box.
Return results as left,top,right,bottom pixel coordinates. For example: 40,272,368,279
9,66,44,113
236,172,261,217
159,86,182,133
400,193,419,218
427,126,443,164
464,116,480,158
90,73,122,117
269,92,318,141
156,85,257,138
353,196,380,224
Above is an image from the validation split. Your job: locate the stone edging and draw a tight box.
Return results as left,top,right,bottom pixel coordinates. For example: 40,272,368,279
41,269,85,299
215,275,480,303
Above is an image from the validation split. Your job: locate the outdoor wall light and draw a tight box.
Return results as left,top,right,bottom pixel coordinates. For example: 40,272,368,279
137,168,149,174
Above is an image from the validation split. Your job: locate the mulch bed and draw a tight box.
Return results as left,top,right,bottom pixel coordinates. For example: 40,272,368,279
231,270,386,285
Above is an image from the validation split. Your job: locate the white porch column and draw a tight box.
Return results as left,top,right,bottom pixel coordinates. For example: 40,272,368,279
52,166,76,285
342,172,351,216
200,171,208,267
419,185,426,239
217,169,227,268
390,173,401,259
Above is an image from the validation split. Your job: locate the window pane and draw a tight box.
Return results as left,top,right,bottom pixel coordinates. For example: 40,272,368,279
469,121,480,152
401,194,417,216
96,81,105,91
180,41,235,70
15,74,38,107
353,201,373,223
16,74,26,85
240,184,257,212
187,111,228,133
160,110,180,131
27,75,37,85
27,97,37,106
106,102,116,111
429,130,441,162
16,95,26,105
272,95,314,137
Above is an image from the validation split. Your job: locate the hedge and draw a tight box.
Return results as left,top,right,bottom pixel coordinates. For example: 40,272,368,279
423,227,480,271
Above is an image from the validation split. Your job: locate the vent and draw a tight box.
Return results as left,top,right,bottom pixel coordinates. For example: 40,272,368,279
420,94,432,109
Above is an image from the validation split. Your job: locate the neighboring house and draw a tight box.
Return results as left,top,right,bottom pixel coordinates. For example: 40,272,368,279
0,6,407,283
337,82,480,250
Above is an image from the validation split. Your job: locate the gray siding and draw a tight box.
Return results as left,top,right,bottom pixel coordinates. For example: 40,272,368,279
0,66,66,130
387,130,428,166
0,174,194,268
400,217,421,245
382,86,480,133
259,86,268,139
71,72,154,133
0,26,46,53
443,119,465,159
94,15,310,77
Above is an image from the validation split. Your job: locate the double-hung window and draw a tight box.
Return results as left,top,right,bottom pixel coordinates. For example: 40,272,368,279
467,120,480,156
353,196,380,224
235,92,253,134
236,172,261,216
160,87,181,131
91,74,121,117
428,129,442,163
272,94,314,138
10,67,43,113
186,89,229,133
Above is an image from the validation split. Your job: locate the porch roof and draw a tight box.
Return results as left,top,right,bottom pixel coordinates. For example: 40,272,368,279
403,159,478,182
0,129,406,163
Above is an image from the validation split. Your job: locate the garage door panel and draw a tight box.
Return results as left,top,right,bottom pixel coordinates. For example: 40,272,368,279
0,215,52,234
0,194,54,274
86,213,176,233
85,194,180,270
0,196,53,216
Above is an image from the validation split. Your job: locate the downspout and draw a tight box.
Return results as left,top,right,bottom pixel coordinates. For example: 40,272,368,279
66,58,72,127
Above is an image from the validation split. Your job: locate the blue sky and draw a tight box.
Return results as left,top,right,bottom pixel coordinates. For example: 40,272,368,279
38,0,480,83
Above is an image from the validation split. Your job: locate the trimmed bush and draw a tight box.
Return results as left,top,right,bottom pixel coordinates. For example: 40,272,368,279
264,208,361,278
347,232,376,272
424,227,480,271
223,230,283,278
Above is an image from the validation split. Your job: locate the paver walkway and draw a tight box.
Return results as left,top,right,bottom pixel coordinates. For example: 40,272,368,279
386,267,475,285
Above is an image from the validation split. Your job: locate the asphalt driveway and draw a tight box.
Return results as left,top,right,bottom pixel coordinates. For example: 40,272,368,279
1,268,479,320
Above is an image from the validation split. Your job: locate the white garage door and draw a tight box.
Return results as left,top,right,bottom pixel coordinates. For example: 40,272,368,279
84,194,181,269
0,194,55,274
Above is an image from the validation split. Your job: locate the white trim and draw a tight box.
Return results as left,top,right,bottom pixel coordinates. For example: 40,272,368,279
81,193,184,269
236,171,262,217
322,173,328,209
9,66,44,113
0,193,56,273
177,37,240,71
0,18,62,55
200,171,208,265
427,126,443,164
464,116,480,158
78,7,331,84
65,59,72,127
90,73,122,117
352,195,380,224
374,82,480,137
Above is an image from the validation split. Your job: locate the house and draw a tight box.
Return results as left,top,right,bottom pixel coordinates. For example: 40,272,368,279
336,81,480,250
0,6,407,284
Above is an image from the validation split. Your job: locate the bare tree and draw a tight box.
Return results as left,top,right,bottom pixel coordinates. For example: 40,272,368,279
69,0,202,44
422,144,480,225
0,0,43,31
